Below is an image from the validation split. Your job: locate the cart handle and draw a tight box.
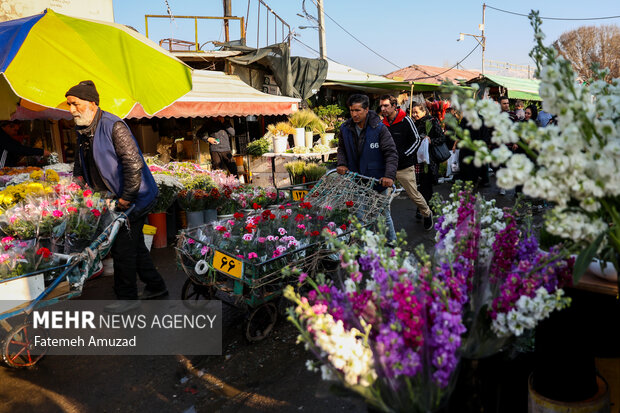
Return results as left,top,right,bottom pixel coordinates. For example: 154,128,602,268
325,169,399,193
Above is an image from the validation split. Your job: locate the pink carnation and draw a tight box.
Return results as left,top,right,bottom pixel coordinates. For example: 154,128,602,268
248,252,258,259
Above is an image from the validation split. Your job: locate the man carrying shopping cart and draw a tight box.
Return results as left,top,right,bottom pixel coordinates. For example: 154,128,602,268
66,80,168,313
336,94,399,242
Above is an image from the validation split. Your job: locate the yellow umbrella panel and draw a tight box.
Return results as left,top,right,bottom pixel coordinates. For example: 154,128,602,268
0,9,192,119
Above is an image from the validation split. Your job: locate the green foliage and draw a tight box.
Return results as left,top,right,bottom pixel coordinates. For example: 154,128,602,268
285,161,306,185
246,137,272,157
313,105,345,131
329,137,339,148
303,163,327,182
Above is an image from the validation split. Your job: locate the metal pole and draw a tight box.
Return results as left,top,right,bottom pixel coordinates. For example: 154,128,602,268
195,17,199,51
409,82,414,117
316,0,327,60
481,3,486,75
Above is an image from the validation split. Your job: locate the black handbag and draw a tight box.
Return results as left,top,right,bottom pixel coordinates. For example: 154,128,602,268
430,142,451,163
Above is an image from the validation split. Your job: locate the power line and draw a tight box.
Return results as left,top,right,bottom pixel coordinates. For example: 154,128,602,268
293,36,344,65
408,43,481,81
486,4,620,21
306,0,402,69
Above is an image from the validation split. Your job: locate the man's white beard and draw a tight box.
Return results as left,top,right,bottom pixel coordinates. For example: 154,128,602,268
74,106,96,126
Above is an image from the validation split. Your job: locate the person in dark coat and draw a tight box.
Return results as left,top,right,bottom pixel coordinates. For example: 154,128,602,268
197,117,238,175
66,80,167,313
0,121,50,167
411,102,445,206
379,95,433,231
337,94,399,242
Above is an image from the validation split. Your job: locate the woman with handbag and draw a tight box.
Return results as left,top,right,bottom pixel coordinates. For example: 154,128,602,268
411,102,448,208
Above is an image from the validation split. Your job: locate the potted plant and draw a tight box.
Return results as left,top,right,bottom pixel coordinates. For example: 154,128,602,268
288,109,317,147
246,137,272,157
285,160,306,185
302,162,327,185
314,104,344,144
267,122,295,153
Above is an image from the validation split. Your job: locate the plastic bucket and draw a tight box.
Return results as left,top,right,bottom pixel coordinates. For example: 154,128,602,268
186,210,204,228
147,213,167,248
528,373,610,413
203,209,218,223
272,135,288,153
294,128,305,147
305,131,313,148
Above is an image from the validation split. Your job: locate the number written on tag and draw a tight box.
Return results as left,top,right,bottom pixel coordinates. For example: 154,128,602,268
213,251,243,279
369,142,379,149
292,190,308,201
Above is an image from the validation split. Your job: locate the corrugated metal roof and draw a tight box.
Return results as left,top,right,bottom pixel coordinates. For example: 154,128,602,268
385,64,480,85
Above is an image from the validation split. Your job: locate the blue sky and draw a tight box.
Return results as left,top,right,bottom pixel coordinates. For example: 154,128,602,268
114,1,620,76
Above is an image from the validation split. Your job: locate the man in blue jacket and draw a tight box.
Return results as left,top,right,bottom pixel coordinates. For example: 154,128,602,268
336,94,399,241
66,80,168,313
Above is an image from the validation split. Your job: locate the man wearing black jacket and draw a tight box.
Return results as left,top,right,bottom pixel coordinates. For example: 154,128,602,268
337,94,399,241
379,96,433,231
66,80,167,313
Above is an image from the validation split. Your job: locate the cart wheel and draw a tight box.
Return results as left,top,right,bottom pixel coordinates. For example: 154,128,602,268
181,278,215,310
1,323,47,368
245,303,277,343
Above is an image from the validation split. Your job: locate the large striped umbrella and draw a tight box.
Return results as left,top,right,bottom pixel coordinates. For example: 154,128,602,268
0,9,192,120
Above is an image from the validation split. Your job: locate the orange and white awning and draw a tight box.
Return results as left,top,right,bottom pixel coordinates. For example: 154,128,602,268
126,70,300,119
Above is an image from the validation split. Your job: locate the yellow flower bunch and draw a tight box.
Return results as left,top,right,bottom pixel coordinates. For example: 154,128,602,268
29,170,44,180
0,181,53,209
45,169,60,183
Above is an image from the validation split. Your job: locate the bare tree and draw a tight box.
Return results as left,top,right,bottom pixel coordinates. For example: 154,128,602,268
553,25,620,82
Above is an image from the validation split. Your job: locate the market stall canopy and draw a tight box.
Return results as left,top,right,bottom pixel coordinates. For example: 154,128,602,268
0,9,192,120
324,62,438,93
466,74,541,101
126,70,300,119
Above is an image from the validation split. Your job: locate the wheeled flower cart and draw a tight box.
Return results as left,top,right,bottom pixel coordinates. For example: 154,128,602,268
176,171,400,341
0,209,132,368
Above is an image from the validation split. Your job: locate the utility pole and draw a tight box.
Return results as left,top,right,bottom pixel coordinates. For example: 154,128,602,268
223,0,232,43
316,0,327,60
481,3,486,75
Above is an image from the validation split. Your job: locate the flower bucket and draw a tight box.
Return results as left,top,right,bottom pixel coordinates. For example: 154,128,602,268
147,212,167,248
272,135,288,153
203,209,218,223
64,235,91,254
186,210,204,228
294,128,305,147
305,131,313,148
321,132,335,145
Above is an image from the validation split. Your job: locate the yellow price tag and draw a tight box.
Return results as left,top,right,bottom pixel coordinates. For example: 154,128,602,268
292,190,308,201
213,251,243,279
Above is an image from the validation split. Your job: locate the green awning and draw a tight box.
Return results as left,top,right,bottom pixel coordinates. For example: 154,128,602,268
322,80,442,93
467,74,541,101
